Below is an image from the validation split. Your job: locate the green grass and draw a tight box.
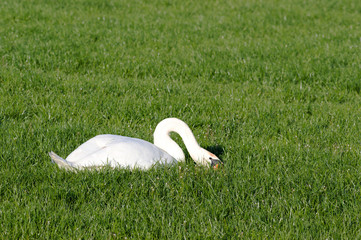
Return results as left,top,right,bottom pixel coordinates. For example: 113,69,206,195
1,0,361,238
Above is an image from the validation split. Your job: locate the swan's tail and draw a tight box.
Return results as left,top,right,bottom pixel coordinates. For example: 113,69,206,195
49,151,74,171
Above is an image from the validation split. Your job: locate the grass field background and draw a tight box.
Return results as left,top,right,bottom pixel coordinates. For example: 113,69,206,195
1,0,361,238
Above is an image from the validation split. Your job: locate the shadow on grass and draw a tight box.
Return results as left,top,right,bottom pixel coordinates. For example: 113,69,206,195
206,145,225,160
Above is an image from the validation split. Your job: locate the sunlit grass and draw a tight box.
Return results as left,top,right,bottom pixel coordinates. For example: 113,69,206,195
1,0,361,238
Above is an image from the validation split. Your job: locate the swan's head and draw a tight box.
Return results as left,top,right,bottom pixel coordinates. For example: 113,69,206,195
195,148,223,169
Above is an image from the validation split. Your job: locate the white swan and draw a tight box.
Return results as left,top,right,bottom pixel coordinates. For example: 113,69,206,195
49,118,222,170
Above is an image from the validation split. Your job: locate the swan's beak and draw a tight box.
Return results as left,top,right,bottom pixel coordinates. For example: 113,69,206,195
210,158,223,170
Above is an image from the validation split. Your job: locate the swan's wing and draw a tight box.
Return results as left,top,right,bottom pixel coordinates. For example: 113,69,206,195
66,134,125,164
106,138,177,169
66,134,176,169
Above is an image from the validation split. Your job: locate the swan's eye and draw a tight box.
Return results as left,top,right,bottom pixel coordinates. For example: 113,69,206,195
209,157,212,160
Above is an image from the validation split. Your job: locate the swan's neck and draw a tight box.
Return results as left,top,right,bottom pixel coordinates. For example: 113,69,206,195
153,118,202,162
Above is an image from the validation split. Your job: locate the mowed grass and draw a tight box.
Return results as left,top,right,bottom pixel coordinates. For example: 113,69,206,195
1,0,361,238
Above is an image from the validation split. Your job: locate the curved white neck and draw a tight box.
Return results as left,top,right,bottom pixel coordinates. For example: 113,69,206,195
153,118,202,162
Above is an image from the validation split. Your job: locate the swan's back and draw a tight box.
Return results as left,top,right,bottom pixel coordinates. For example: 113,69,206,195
66,134,176,169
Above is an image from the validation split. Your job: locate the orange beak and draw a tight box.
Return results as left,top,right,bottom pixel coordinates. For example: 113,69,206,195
211,159,223,169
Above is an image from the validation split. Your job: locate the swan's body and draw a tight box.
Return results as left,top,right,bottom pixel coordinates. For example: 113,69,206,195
49,118,221,170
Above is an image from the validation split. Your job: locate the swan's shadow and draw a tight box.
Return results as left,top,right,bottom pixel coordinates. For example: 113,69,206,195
205,145,225,161
182,145,225,164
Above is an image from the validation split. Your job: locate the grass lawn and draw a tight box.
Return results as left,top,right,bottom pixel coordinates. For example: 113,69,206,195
1,0,361,238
